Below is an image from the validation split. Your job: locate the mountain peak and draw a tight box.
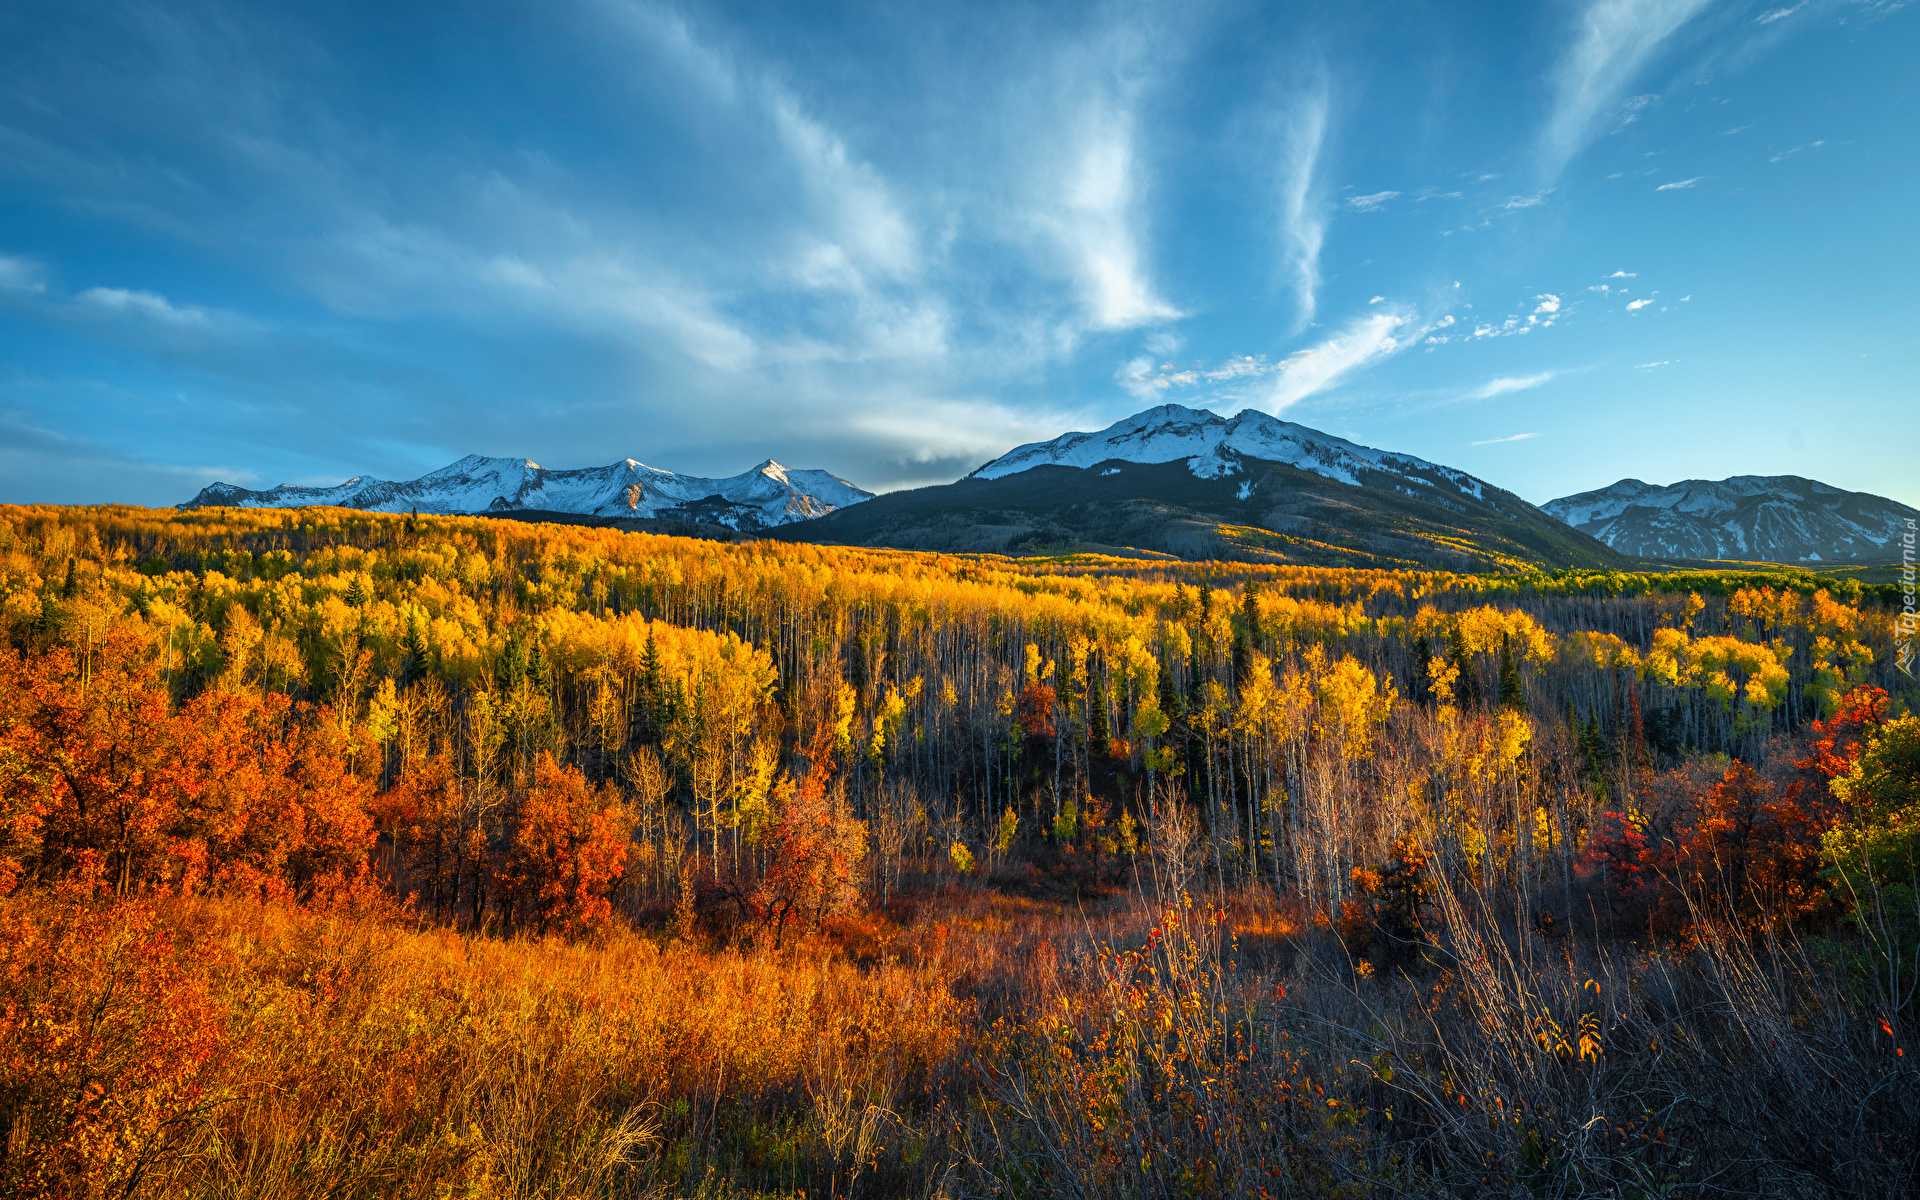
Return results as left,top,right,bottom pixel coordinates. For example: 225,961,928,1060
1544,475,1916,562
968,402,1489,501
1132,402,1217,422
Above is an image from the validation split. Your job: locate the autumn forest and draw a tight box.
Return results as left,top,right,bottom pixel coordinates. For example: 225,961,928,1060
2,503,1916,1198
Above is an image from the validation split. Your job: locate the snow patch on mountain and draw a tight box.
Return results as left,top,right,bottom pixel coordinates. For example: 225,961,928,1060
1543,475,1915,562
182,454,873,531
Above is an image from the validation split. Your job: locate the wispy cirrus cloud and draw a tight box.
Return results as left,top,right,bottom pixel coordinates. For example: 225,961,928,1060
75,286,217,328
1467,372,1558,400
1471,431,1540,445
1275,80,1330,330
1755,3,1806,23
1055,105,1184,331
1115,351,1269,401
1656,176,1704,190
1346,190,1398,212
1011,14,1189,338
1266,307,1414,410
3,265,259,343
1538,0,1715,179
1112,305,1419,413
0,255,48,293
1768,140,1826,162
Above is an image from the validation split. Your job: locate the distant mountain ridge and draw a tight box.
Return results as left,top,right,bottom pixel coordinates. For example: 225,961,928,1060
181,454,873,531
1542,475,1916,563
778,404,1626,570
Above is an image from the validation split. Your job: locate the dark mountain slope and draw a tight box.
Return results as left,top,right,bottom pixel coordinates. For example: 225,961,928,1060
771,453,1630,571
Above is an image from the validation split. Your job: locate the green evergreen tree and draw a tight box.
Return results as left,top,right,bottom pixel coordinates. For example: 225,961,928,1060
398,618,428,686
526,635,551,693
1449,627,1482,708
1498,633,1524,711
633,631,664,740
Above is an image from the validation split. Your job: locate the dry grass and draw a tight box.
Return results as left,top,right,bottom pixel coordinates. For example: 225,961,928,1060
2,889,972,1198
3,877,1916,1198
948,876,1919,1198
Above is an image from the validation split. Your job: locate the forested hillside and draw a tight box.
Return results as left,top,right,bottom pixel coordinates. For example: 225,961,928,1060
2,503,1916,1198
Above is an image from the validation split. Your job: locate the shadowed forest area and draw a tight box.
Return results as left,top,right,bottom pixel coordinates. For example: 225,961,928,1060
2,503,1916,1198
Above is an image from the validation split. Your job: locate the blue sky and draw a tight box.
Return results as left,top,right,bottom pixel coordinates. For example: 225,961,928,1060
2,0,1915,508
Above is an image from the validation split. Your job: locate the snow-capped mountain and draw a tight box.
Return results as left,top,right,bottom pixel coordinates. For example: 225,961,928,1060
780,402,1624,570
1543,476,1916,563
181,455,873,531
971,403,1512,514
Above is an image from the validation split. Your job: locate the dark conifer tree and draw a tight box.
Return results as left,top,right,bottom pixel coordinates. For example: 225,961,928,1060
1449,627,1482,708
1498,633,1524,711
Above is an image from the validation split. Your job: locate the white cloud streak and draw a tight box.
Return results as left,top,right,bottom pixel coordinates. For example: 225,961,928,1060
1468,372,1558,400
1539,0,1715,179
1113,305,1418,413
1346,190,1398,212
1116,350,1273,400
0,255,48,293
1056,105,1183,330
1471,432,1540,445
74,287,216,328
1768,140,1826,162
770,98,917,284
1014,15,1189,337
1277,84,1330,330
1656,176,1703,189
1267,308,1412,409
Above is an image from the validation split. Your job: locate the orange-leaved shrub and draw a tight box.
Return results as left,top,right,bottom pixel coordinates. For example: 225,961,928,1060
503,751,630,935
0,632,376,902
1650,760,1835,933
0,891,228,1200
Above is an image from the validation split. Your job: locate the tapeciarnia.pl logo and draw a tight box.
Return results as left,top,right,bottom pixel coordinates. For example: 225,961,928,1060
1899,517,1916,679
